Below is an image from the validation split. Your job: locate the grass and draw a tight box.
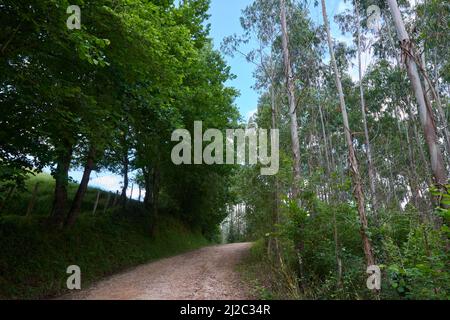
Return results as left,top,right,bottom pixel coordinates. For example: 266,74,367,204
237,240,278,300
1,173,121,217
0,173,210,299
237,239,303,300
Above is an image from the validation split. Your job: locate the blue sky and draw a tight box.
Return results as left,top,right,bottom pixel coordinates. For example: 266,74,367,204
69,0,355,194
208,0,353,121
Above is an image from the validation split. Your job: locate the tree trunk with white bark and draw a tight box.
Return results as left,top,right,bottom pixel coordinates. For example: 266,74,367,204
321,0,375,267
387,0,447,189
356,1,379,218
279,0,301,200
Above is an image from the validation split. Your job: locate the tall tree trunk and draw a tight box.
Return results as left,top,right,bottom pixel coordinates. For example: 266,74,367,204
332,208,343,287
420,49,450,155
279,0,301,200
270,84,280,228
402,115,422,209
152,166,160,217
318,94,331,175
387,0,447,190
329,130,336,171
408,105,433,186
121,147,129,207
388,162,401,210
279,0,306,287
65,146,96,227
148,166,160,237
321,0,375,267
318,82,342,283
356,1,378,218
384,9,402,67
143,167,152,211
49,143,73,227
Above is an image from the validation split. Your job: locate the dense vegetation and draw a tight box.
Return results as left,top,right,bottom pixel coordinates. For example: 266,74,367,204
224,0,449,300
1,0,449,300
0,0,238,299
0,0,239,234
0,174,209,299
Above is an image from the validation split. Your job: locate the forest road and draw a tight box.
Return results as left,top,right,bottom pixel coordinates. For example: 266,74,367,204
62,242,253,300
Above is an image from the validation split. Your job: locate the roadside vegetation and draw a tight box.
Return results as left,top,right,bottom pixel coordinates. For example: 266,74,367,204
1,0,236,299
1,0,449,300
0,174,209,299
226,0,449,300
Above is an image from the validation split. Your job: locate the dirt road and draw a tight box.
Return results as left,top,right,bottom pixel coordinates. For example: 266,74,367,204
64,242,252,300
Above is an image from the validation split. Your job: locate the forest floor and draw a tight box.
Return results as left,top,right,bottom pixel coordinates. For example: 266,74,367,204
61,242,253,300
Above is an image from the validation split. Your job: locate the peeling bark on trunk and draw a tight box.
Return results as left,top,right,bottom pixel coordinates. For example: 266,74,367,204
420,50,450,155
321,0,375,267
387,0,447,190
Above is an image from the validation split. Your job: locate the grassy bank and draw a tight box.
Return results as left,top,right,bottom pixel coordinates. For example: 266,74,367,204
0,173,121,217
0,214,209,299
0,174,210,299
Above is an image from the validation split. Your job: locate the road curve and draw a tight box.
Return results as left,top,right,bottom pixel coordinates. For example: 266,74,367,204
63,242,253,300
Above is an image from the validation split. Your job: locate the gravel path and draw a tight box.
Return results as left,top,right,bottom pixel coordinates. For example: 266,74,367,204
63,242,252,300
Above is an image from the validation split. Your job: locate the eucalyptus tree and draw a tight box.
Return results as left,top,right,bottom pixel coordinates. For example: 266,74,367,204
387,0,448,194
279,0,302,202
353,0,379,216
414,0,450,156
222,0,283,249
321,0,375,267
